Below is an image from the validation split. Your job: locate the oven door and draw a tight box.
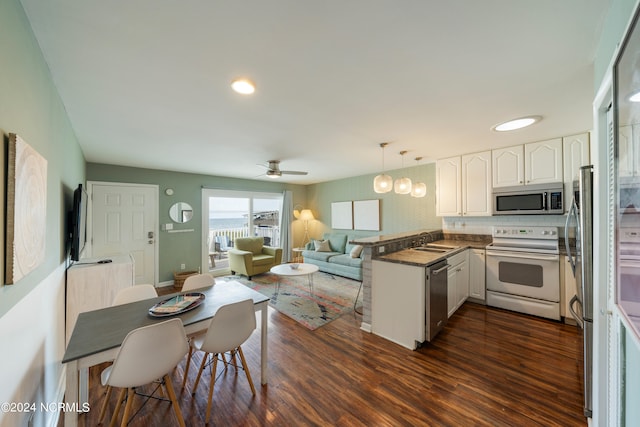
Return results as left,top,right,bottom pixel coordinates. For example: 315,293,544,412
486,250,560,301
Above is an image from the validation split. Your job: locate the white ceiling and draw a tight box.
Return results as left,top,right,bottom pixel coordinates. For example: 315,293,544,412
20,0,610,184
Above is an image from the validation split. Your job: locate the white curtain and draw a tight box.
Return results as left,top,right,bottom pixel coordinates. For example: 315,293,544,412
280,190,293,262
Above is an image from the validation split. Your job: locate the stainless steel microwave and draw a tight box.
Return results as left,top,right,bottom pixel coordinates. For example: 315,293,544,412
493,182,564,215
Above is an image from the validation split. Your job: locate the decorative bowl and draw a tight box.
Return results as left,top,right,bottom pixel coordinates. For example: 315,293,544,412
290,263,300,270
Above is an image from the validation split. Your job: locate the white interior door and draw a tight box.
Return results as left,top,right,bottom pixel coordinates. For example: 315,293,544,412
88,182,158,285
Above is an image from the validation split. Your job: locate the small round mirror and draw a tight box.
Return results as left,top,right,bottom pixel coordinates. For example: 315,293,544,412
169,202,193,223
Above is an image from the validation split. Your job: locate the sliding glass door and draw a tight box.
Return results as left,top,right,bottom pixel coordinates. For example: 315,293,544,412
202,189,282,275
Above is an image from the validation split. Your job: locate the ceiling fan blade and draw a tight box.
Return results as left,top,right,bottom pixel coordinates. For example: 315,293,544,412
280,170,308,175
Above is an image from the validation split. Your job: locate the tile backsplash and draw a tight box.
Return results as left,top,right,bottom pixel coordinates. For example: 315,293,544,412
442,215,568,236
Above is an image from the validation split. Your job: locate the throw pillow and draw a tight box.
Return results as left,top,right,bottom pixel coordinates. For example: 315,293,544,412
350,245,363,258
314,239,331,252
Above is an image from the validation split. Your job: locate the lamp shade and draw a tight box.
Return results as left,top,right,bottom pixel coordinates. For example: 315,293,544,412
374,173,393,193
411,182,427,198
394,177,412,194
299,209,314,221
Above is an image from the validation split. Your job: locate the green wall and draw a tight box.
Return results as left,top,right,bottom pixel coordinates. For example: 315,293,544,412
306,163,439,238
87,163,307,282
0,0,85,317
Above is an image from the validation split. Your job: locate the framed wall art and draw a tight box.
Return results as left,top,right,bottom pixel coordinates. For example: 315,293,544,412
5,133,48,284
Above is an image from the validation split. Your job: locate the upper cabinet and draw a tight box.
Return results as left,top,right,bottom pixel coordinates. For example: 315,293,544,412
436,156,462,216
492,139,563,188
525,138,563,184
436,151,492,217
618,125,640,177
492,145,524,187
462,151,492,216
562,132,590,212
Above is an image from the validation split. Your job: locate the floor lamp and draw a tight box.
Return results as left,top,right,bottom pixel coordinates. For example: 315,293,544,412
298,209,314,247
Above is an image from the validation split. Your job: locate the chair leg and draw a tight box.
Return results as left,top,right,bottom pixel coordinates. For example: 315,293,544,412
205,355,219,424
108,388,126,427
164,374,186,427
98,385,112,423
119,388,135,427
237,346,256,395
181,345,194,390
192,352,209,396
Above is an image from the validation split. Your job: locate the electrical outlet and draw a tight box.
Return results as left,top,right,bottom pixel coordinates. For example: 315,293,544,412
180,263,185,270
378,246,385,253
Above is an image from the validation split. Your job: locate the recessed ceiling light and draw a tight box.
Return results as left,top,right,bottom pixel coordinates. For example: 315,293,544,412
629,91,640,102
231,78,255,95
492,116,541,132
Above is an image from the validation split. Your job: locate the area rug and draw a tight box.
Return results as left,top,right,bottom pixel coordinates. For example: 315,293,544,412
219,272,363,330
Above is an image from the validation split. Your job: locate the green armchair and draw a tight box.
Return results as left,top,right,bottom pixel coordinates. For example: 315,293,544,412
229,237,283,279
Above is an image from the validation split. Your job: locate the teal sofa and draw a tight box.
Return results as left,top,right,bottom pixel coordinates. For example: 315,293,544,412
302,233,364,281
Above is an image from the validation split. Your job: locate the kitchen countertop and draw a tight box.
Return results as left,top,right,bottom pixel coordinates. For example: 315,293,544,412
377,238,490,267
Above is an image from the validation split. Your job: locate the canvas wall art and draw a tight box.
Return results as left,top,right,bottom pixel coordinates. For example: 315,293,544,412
5,133,48,284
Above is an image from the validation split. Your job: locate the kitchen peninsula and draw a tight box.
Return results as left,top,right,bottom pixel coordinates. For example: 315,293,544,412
350,230,490,349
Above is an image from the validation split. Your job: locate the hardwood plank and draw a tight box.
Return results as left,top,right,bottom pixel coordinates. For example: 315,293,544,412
61,298,586,426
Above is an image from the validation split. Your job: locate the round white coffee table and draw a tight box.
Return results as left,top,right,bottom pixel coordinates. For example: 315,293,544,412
270,263,319,294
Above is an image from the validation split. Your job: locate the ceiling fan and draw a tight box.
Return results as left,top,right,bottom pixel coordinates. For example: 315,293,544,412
258,160,308,179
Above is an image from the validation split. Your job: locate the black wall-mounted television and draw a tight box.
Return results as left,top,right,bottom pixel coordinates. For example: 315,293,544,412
69,183,88,262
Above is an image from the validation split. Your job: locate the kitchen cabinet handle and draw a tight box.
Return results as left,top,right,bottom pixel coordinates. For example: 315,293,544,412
432,265,449,275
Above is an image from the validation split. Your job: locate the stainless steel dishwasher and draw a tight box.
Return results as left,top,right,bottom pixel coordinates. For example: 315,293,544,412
426,260,449,341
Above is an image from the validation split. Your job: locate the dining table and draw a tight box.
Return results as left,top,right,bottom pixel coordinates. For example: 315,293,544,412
61,280,269,427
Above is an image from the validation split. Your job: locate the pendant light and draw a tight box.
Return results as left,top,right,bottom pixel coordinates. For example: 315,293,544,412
411,157,427,198
394,151,412,194
373,142,393,193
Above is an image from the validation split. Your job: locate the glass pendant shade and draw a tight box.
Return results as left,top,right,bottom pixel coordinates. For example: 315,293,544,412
394,177,412,194
411,182,427,198
374,173,393,193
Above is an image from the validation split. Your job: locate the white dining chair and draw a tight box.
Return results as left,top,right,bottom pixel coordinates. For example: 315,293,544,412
182,273,216,292
111,284,157,306
98,284,158,423
99,318,188,427
188,299,256,423
179,273,217,390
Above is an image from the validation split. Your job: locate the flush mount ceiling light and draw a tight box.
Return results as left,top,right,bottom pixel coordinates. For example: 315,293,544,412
394,151,412,194
492,116,541,132
629,90,640,102
373,142,393,193
231,78,255,95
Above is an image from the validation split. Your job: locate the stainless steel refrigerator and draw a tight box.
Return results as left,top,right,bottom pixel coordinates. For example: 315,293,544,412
564,165,593,418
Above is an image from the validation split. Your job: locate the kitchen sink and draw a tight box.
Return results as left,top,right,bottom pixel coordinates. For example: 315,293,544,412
422,243,458,250
413,247,448,253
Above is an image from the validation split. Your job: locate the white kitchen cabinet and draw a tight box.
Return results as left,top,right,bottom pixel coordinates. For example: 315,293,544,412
437,152,491,217
562,255,579,325
372,260,425,350
436,156,462,216
461,151,492,216
524,138,563,185
447,250,469,317
492,139,563,188
66,254,135,344
562,132,590,212
619,125,640,177
468,249,486,302
492,145,524,187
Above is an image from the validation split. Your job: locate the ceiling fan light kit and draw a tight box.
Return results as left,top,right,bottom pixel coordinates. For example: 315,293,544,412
259,160,308,179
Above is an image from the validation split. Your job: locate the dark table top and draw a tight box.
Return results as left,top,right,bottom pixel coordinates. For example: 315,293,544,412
62,280,269,364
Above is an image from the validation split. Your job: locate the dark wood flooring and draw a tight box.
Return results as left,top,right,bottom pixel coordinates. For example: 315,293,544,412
64,298,586,426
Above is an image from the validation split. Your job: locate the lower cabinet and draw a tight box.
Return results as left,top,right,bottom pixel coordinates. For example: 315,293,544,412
468,249,486,302
371,260,425,350
447,250,469,318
